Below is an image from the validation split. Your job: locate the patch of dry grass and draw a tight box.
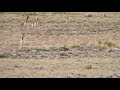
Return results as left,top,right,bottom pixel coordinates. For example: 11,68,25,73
104,41,116,48
96,40,117,51
85,13,94,18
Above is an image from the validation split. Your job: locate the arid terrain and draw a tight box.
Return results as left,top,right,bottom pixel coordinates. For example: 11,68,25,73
0,12,120,78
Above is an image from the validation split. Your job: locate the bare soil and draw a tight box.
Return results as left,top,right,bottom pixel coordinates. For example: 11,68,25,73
0,12,120,78
0,58,120,78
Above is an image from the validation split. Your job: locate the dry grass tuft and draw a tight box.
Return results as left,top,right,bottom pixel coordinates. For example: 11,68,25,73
85,13,94,18
98,40,102,46
104,41,116,48
86,65,92,69
35,48,50,51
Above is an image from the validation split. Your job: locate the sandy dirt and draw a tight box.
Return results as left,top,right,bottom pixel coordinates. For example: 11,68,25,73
0,12,120,78
0,58,120,78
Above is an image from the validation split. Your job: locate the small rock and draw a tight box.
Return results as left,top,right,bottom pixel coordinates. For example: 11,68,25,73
111,48,119,51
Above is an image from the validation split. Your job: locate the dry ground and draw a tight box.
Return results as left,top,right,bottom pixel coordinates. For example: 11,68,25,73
0,58,120,78
0,12,120,78
1,12,120,51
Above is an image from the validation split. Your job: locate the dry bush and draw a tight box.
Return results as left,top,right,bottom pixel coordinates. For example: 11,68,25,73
86,65,92,69
85,13,94,18
104,41,116,48
97,40,117,51
0,54,7,58
98,40,102,46
103,13,107,17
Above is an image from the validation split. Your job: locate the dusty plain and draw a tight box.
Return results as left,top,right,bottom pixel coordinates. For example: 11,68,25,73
0,12,120,78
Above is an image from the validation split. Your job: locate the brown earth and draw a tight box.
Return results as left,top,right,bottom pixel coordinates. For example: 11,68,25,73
0,58,120,78
0,12,120,78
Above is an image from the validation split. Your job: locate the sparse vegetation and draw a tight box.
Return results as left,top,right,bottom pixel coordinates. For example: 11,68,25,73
98,40,102,46
71,45,87,51
1,58,120,78
98,46,107,51
60,53,68,56
19,47,32,52
35,48,50,51
85,13,94,17
86,65,92,69
104,41,116,48
71,45,81,48
97,40,117,51
97,40,107,51
103,14,107,17
0,54,7,58
59,46,69,51
50,47,59,51
71,45,89,51
1,12,120,78
19,47,50,52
